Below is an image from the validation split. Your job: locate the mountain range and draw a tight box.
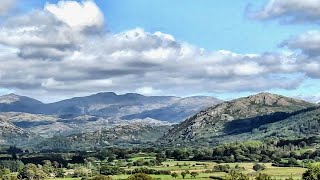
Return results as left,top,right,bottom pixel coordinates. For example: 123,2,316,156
0,92,319,149
0,92,221,146
160,92,318,146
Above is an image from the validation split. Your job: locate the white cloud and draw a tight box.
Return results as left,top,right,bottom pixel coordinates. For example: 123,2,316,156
281,31,320,56
0,0,15,15
136,87,161,96
45,0,104,31
296,95,320,103
0,0,318,101
248,0,320,23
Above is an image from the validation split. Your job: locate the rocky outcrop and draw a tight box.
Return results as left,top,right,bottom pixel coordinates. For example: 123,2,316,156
161,92,316,145
0,118,33,144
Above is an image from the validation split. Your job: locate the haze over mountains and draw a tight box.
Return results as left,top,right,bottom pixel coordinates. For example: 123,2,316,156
0,91,319,150
0,92,222,119
0,92,222,146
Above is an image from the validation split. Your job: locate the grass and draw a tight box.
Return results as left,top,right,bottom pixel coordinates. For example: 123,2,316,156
45,160,307,180
46,178,81,180
112,173,227,180
124,160,306,179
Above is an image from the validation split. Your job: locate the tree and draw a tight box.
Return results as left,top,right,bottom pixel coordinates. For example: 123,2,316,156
2,175,18,180
55,168,64,178
181,171,187,179
127,173,153,180
171,172,179,179
100,166,124,176
155,153,166,163
0,160,24,172
52,161,60,169
253,164,266,172
226,171,249,180
7,146,23,160
255,173,273,180
0,168,11,177
74,167,90,178
42,160,54,176
92,175,113,180
19,163,47,180
190,172,199,179
285,176,294,180
303,165,320,180
287,158,298,166
71,155,85,164
213,164,231,173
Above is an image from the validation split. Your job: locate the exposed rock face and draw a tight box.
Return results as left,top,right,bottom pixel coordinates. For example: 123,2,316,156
0,92,317,148
0,92,222,146
161,92,316,145
38,119,173,149
0,118,32,144
122,96,223,122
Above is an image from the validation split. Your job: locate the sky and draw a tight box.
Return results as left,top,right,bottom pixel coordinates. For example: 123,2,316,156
0,0,320,102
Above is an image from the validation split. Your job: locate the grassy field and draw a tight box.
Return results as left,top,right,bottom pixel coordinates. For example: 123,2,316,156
118,161,305,179
46,160,307,180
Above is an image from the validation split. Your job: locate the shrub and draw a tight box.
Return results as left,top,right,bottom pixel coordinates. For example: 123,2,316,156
213,164,231,173
255,173,273,180
92,175,113,180
253,164,266,172
190,172,199,178
209,175,225,180
127,173,153,180
302,165,320,180
171,172,179,178
226,171,249,180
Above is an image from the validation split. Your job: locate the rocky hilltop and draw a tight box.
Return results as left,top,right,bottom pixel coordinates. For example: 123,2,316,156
0,94,43,113
161,92,316,145
122,96,222,122
38,119,172,150
0,92,221,146
0,91,318,148
0,118,33,144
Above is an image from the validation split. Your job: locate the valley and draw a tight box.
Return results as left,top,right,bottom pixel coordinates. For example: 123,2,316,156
0,91,320,180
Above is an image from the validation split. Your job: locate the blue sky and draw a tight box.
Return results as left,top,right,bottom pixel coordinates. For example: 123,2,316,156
0,0,320,102
20,0,317,53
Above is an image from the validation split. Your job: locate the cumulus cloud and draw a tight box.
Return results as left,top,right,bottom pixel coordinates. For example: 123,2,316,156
45,0,104,31
0,10,79,60
296,95,320,103
0,0,15,15
0,0,318,101
247,0,320,23
279,31,320,78
281,31,320,57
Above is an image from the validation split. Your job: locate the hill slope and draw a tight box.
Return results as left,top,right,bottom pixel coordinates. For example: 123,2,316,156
122,96,223,122
42,92,179,117
38,119,172,150
161,92,316,146
0,94,43,113
0,92,222,123
0,118,33,144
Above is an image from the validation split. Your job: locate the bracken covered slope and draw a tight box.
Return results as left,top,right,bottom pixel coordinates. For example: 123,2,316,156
161,92,316,146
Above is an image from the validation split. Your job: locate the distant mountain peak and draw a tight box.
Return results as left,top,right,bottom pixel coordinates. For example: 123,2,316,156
0,93,22,104
123,93,145,97
245,92,308,106
95,92,117,96
0,93,43,104
161,93,316,145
